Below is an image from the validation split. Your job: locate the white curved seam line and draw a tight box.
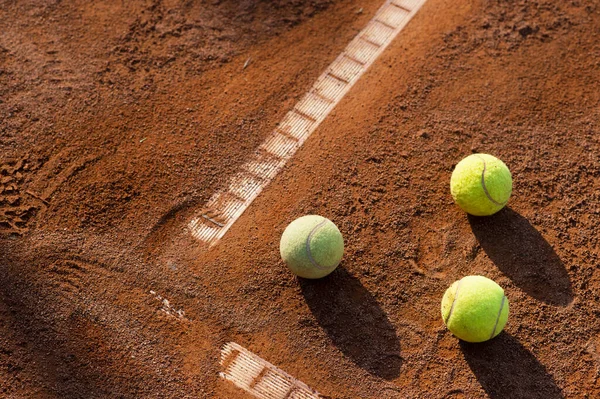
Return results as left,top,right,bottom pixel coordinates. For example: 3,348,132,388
476,154,505,206
490,295,506,339
444,279,463,324
305,219,329,270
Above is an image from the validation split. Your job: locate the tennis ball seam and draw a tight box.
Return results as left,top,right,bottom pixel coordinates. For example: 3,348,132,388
489,295,507,339
444,279,463,324
446,277,507,340
305,218,329,270
476,154,506,207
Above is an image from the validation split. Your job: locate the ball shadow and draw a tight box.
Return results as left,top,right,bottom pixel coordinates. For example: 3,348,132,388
461,333,564,398
299,267,401,380
468,208,573,306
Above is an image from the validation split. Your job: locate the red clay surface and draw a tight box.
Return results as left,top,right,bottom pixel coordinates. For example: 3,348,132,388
1,0,600,398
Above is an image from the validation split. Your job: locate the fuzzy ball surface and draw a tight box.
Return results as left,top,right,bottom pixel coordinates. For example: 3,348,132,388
280,215,344,279
450,153,512,216
441,275,509,343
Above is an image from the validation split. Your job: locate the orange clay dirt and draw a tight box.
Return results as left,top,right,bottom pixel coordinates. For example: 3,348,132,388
1,0,600,398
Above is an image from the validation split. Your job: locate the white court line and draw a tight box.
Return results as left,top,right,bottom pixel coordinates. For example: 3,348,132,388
220,342,320,399
189,0,427,246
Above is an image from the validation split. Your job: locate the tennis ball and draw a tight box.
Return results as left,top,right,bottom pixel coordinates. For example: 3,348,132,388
441,275,509,343
450,153,512,216
280,215,344,279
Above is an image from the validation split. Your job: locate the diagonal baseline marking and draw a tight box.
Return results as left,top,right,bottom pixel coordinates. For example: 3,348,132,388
219,342,320,399
189,0,428,246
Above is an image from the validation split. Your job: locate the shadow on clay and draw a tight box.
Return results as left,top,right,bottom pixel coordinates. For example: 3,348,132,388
300,267,401,380
461,332,564,399
468,207,573,306
0,250,134,397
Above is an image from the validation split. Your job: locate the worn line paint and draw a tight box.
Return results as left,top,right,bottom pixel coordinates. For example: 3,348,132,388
190,0,428,246
220,342,320,399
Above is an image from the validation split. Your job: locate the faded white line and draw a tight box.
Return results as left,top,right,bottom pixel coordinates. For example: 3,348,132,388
149,290,187,320
220,342,320,399
190,0,428,246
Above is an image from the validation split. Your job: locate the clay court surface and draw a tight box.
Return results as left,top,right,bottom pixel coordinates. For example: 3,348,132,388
1,0,600,397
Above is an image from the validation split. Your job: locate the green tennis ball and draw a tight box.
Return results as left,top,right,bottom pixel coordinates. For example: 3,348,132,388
441,275,509,343
280,215,344,279
450,153,512,216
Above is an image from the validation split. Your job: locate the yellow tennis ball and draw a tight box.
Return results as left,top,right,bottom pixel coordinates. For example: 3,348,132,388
280,215,344,279
450,153,512,216
441,275,509,343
